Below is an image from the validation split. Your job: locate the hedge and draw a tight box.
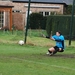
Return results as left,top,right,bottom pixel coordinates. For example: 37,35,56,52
46,15,75,39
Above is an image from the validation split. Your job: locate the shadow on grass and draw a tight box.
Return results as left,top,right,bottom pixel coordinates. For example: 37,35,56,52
48,53,75,58
31,52,75,59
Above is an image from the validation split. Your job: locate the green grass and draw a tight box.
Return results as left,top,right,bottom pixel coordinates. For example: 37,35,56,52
0,30,75,75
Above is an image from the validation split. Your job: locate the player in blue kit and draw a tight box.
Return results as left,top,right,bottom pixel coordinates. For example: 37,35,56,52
46,31,65,56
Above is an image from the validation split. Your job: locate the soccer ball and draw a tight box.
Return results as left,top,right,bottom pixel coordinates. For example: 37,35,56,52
18,40,24,45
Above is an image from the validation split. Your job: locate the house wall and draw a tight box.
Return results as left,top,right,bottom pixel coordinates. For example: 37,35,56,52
0,1,65,30
27,3,64,14
12,2,64,30
12,13,24,30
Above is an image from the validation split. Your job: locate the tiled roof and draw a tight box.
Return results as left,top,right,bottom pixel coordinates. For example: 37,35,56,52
12,0,73,5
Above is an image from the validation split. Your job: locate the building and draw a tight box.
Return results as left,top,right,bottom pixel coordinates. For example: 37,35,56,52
0,0,73,30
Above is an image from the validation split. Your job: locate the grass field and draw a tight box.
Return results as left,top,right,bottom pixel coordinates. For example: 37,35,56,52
0,30,75,75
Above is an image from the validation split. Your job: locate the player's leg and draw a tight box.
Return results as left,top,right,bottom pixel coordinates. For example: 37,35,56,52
47,46,59,55
47,47,55,55
58,48,64,52
52,46,59,55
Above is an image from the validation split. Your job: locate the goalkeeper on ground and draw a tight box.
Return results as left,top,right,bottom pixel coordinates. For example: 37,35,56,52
46,31,65,56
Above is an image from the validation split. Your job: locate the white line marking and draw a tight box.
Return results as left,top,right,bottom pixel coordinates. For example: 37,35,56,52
1,56,75,71
51,65,75,71
13,57,75,71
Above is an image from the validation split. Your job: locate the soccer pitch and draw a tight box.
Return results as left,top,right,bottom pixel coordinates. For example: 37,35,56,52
0,30,75,75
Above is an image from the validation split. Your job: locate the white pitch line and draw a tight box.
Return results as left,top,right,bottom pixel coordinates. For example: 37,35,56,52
51,65,75,71
1,56,75,71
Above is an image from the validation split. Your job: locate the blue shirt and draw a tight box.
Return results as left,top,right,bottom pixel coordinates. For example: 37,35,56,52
52,35,65,49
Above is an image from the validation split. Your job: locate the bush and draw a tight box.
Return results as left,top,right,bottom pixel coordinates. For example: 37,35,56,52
29,13,47,29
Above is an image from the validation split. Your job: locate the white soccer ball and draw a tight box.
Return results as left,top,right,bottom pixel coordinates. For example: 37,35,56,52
18,40,24,45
